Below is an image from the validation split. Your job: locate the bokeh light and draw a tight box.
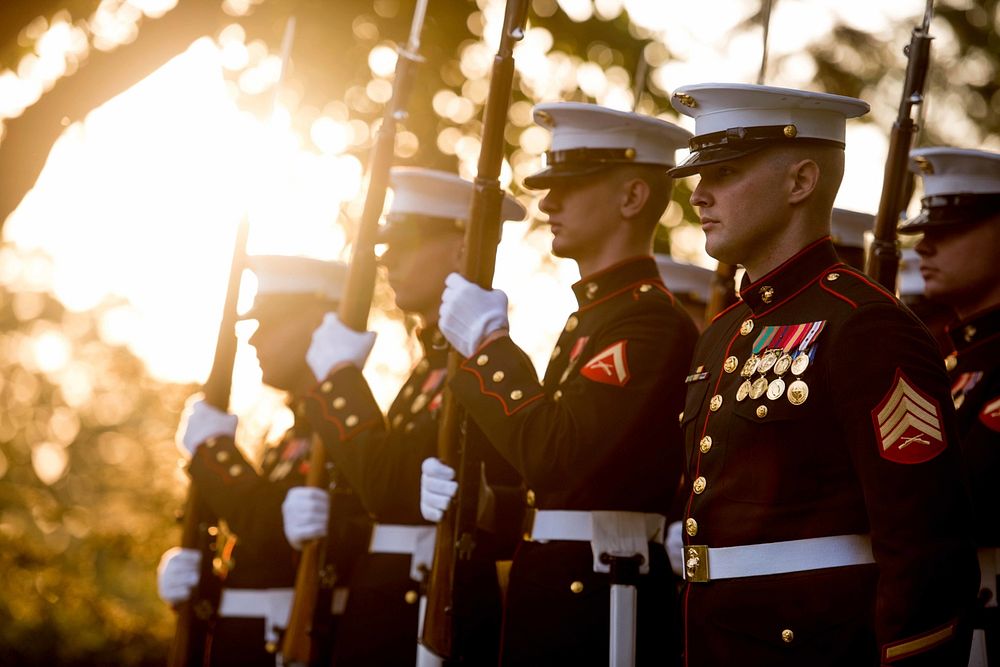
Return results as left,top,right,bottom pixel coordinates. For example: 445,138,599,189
0,1,996,663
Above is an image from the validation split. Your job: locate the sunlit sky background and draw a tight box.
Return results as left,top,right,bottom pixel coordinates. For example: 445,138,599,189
0,0,991,439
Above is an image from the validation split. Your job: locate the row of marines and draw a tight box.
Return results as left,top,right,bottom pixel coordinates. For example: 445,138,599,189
157,82,1000,666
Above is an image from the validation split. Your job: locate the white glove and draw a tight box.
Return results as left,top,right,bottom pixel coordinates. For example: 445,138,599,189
420,457,458,523
157,547,201,605
438,273,509,358
306,312,377,381
666,520,684,577
176,398,238,457
282,486,330,550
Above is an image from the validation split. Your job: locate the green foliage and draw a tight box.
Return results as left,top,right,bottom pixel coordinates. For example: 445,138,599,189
0,252,194,664
797,0,999,146
0,1,996,663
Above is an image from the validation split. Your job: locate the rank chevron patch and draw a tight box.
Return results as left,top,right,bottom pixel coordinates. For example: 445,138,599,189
872,370,946,464
980,395,1000,433
580,341,630,387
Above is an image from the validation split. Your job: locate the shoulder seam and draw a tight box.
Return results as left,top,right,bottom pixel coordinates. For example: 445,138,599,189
833,268,897,302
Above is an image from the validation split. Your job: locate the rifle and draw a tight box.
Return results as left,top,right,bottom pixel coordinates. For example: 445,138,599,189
704,263,738,321
280,2,429,664
422,0,529,659
169,16,294,665
167,218,249,667
866,0,934,290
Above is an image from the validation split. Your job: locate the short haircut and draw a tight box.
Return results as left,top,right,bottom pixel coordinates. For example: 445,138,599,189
614,164,675,230
769,143,845,211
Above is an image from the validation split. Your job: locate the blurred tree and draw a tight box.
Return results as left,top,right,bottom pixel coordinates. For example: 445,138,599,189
761,0,999,147
4,1,995,235
0,0,224,227
0,1,996,663
0,248,195,665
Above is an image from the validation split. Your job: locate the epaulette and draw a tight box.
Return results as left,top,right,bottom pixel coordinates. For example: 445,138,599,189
816,266,897,310
576,278,675,313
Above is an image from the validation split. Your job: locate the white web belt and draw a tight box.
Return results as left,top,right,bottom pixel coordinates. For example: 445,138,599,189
684,533,874,582
217,587,294,645
369,523,437,581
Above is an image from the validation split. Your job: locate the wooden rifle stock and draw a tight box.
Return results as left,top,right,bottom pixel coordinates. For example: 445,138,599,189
422,0,529,659
168,218,249,667
866,0,934,289
281,3,428,664
280,435,327,667
167,488,213,667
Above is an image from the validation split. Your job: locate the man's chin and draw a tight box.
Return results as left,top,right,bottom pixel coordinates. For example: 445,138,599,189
260,372,283,391
919,280,950,304
704,236,735,265
392,294,416,313
550,238,573,260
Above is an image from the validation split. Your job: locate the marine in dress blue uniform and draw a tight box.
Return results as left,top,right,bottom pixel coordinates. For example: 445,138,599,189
298,168,526,666
668,83,979,667
899,147,1000,666
431,103,699,666
158,255,359,667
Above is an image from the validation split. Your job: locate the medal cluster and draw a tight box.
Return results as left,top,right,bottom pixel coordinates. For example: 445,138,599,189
734,320,827,408
736,349,809,405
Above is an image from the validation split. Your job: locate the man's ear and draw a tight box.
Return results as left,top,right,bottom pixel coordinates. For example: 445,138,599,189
787,159,820,205
620,177,651,220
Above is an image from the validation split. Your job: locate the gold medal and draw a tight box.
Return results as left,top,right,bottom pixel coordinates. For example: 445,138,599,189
773,353,793,376
724,356,739,374
766,377,786,400
787,379,809,405
736,380,751,402
945,354,957,372
741,355,759,378
790,353,810,376
758,350,779,374
750,376,768,400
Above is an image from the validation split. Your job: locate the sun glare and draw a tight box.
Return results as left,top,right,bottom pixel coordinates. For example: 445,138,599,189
0,0,975,432
2,34,391,421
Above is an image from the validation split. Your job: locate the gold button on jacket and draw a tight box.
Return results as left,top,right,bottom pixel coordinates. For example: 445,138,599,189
678,240,975,666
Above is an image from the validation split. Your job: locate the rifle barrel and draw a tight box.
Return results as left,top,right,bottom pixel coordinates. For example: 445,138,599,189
283,5,429,661
422,0,529,659
866,7,934,289
168,218,248,667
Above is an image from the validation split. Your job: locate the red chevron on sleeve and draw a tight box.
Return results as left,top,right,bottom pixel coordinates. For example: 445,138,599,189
580,341,630,387
980,395,1000,432
872,370,946,464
